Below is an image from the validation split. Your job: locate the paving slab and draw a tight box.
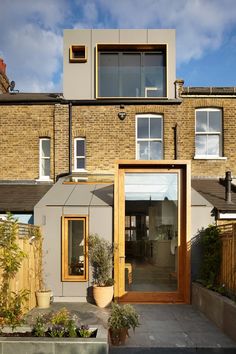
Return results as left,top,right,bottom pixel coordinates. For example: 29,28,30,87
25,303,236,354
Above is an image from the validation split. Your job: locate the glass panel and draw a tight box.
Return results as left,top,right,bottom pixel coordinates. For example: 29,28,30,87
121,53,141,97
137,118,149,138
207,135,219,155
196,135,207,155
125,173,178,292
41,158,50,177
144,53,165,97
138,141,149,159
76,158,85,169
150,118,162,138
150,141,162,159
99,53,119,97
196,111,208,132
209,111,221,132
76,140,85,156
41,139,50,157
68,220,85,276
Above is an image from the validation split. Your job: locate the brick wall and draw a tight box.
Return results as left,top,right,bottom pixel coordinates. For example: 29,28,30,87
72,104,178,173
1,96,236,181
0,105,54,180
179,97,236,177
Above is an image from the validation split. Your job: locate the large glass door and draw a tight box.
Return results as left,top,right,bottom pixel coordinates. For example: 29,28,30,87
124,172,178,293
114,162,190,303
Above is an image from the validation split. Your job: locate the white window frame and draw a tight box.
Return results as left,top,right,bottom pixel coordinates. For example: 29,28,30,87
136,114,163,160
195,108,223,159
39,138,51,180
74,138,86,171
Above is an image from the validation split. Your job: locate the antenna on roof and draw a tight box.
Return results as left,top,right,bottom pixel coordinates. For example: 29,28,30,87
9,80,19,93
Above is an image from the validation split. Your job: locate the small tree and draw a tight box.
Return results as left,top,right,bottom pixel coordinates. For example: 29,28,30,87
0,214,29,329
88,234,114,286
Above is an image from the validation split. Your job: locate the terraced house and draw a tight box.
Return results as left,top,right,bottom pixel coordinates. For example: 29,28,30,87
1,29,236,304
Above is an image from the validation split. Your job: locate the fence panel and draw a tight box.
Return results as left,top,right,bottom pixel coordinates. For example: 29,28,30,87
0,221,42,312
218,223,236,296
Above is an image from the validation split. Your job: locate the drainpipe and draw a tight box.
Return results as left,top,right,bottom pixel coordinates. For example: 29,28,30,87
172,123,178,160
225,171,232,204
69,102,72,174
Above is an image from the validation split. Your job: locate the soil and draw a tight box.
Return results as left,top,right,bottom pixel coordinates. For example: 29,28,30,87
0,329,97,338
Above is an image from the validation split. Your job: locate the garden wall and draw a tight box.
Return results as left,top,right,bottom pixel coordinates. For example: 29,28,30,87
192,282,236,343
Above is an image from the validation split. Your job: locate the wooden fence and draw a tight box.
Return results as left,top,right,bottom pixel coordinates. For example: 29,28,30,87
218,223,236,296
0,221,42,312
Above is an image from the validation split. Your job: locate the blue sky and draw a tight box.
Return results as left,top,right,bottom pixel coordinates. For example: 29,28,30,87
0,0,236,92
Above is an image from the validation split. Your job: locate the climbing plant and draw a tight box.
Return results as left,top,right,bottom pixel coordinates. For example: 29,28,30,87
0,214,29,329
199,225,222,289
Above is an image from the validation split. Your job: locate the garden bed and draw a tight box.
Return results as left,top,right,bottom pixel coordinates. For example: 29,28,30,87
192,282,236,343
0,325,108,354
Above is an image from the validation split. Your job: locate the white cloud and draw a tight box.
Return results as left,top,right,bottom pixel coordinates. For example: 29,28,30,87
0,0,67,92
76,0,236,65
1,0,236,92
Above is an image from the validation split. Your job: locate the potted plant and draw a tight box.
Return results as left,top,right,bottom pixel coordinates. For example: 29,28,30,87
34,231,52,308
88,234,114,308
108,302,140,345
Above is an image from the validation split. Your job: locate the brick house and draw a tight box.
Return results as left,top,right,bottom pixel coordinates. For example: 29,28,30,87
1,29,236,303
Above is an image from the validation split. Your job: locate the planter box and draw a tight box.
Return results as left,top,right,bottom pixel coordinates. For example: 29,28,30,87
0,325,108,354
192,282,236,343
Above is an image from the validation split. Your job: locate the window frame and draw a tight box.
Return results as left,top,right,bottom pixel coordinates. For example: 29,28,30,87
195,108,223,159
62,215,88,282
136,114,163,160
74,138,86,171
96,44,167,99
39,138,51,180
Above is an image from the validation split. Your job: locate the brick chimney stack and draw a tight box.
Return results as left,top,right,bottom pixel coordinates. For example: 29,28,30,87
0,58,10,93
0,58,6,75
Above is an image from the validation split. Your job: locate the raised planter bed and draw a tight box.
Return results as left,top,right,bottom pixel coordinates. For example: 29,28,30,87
192,282,236,343
0,325,108,354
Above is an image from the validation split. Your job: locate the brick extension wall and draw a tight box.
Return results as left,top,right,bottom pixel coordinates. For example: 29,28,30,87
1,96,236,181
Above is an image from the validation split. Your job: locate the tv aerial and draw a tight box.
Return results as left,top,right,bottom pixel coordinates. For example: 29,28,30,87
9,80,19,93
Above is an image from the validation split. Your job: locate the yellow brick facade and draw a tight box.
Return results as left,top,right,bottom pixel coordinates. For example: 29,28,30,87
1,96,236,181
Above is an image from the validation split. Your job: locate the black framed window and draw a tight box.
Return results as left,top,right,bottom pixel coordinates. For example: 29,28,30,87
98,47,166,98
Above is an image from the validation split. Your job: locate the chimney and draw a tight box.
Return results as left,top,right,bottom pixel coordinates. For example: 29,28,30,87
225,171,232,204
0,58,6,75
0,58,10,94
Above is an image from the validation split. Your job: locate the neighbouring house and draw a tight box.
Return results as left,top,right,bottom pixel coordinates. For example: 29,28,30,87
1,29,236,304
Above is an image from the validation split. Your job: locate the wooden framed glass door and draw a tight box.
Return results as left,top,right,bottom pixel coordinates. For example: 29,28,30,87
114,161,191,303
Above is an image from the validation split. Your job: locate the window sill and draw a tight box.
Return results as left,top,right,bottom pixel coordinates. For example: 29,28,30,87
36,178,54,182
194,156,227,160
72,169,87,173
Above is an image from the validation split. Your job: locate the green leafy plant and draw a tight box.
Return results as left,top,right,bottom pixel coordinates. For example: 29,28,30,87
0,213,29,329
32,308,94,338
108,302,140,332
88,234,114,286
78,324,92,338
199,225,222,289
33,314,48,337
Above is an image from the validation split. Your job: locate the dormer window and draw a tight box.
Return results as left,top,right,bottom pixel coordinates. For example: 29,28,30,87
97,44,166,98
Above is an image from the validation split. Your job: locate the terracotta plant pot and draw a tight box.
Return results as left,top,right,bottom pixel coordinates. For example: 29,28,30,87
109,328,129,345
36,290,51,308
93,285,113,308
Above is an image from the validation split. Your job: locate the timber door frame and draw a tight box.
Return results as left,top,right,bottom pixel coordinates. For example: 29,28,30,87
114,160,191,304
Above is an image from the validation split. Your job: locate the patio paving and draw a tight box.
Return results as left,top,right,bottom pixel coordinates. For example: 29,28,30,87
26,302,236,354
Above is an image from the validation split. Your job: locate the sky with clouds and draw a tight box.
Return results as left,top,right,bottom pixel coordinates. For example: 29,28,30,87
0,0,236,93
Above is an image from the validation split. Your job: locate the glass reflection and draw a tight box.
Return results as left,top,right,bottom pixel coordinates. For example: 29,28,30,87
125,173,178,292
